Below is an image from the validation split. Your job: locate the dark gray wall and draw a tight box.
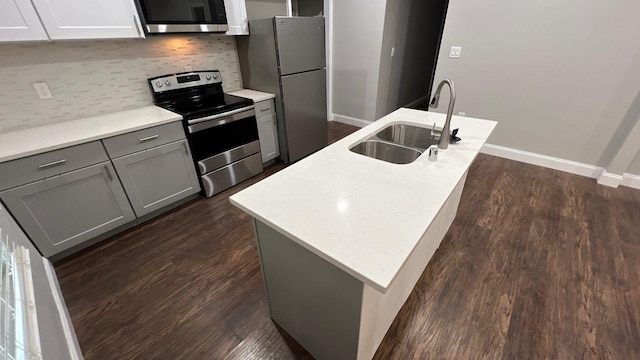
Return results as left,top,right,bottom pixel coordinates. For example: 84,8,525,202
296,0,323,16
376,0,448,118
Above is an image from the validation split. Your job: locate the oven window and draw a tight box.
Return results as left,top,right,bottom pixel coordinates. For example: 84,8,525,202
188,117,259,161
140,0,227,24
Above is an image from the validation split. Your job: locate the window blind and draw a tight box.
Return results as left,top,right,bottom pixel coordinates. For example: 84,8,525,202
0,229,41,360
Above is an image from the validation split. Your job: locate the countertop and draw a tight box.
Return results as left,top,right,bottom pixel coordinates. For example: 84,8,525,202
227,89,276,102
230,108,497,293
0,106,181,163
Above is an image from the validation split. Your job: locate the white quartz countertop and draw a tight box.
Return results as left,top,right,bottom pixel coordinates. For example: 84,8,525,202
230,108,497,293
0,106,181,163
227,89,276,102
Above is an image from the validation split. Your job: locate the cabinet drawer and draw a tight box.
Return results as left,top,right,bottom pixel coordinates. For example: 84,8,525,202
0,141,108,191
255,99,275,117
102,121,185,159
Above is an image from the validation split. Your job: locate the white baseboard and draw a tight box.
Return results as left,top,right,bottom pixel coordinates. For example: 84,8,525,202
621,173,640,190
597,170,622,188
480,144,603,179
331,114,373,128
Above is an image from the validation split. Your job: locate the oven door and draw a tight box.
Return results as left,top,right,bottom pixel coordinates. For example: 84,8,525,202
186,106,263,197
186,107,260,172
138,0,229,33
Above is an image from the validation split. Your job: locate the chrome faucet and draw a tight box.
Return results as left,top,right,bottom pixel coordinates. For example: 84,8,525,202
429,79,456,149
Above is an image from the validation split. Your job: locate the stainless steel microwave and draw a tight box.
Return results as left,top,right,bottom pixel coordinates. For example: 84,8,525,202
137,0,229,33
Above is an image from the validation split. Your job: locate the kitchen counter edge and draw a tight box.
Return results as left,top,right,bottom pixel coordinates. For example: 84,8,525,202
0,106,182,163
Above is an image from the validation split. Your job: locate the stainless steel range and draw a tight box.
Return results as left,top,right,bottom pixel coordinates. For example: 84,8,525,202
149,70,263,198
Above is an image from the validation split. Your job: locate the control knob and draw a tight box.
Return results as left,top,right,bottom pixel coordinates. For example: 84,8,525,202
206,74,212,80
213,73,219,79
165,80,172,86
156,81,163,88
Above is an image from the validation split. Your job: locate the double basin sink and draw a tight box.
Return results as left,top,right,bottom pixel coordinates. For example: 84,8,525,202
350,123,440,164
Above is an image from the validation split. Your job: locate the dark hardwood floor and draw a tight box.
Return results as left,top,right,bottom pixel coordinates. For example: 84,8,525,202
55,121,640,359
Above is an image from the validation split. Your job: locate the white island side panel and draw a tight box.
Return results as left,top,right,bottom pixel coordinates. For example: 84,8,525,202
357,172,467,360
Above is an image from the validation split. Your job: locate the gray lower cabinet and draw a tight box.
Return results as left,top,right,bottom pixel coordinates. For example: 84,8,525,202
111,139,200,217
255,99,280,163
257,112,279,162
0,161,135,257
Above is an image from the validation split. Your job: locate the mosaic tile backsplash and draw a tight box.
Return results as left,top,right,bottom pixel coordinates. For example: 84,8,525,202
0,34,242,132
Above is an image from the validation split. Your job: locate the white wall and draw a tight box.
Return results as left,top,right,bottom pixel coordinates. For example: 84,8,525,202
432,0,640,168
331,0,387,123
245,0,287,20
0,35,241,132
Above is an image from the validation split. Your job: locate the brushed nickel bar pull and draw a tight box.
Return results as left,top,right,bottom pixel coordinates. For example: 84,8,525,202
38,159,66,170
104,165,113,181
139,135,159,143
183,141,189,155
260,107,270,111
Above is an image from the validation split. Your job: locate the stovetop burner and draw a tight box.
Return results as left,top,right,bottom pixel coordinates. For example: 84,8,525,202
148,70,254,120
156,93,253,120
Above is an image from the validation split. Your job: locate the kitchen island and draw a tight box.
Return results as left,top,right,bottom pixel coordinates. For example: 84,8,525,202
230,108,497,360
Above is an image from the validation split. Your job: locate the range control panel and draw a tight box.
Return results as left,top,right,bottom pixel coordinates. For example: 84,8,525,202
149,70,222,93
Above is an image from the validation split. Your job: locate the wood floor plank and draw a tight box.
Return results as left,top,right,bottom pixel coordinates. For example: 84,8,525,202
55,123,640,359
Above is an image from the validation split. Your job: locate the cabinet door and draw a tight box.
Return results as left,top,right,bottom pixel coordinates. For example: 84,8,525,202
223,0,249,35
0,161,135,257
257,112,280,162
30,0,144,40
112,140,201,217
0,0,48,41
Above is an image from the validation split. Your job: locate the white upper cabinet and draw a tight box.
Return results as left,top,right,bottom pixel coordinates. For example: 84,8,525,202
30,0,144,40
224,0,249,35
0,0,48,41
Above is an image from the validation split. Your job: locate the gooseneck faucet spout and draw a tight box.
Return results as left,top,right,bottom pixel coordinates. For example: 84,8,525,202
429,79,456,149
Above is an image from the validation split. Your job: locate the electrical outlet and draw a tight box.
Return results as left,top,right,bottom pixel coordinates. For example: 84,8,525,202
458,112,466,116
33,82,53,99
449,46,462,59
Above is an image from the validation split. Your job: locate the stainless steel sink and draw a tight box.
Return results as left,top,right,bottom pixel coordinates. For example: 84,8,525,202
350,123,438,164
350,140,422,164
375,124,439,150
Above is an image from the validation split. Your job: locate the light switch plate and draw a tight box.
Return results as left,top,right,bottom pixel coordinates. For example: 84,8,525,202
449,46,462,59
33,82,53,99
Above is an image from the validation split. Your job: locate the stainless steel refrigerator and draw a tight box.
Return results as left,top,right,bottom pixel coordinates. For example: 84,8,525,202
237,16,328,163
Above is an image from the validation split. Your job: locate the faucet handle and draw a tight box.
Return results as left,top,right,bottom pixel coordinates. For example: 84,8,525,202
430,123,440,140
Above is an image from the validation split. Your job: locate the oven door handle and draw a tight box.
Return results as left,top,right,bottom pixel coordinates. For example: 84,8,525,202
187,106,256,133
